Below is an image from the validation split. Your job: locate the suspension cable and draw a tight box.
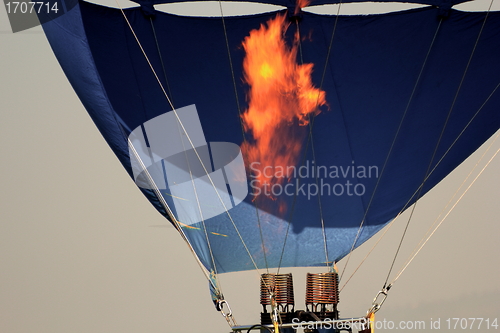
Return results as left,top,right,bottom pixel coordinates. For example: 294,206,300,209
391,144,499,286
340,80,499,291
340,17,444,283
149,18,173,103
295,19,330,268
217,0,270,274
113,0,267,304
405,130,499,270
364,141,499,316
147,16,226,298
277,0,344,275
382,2,494,286
127,139,217,289
339,1,498,292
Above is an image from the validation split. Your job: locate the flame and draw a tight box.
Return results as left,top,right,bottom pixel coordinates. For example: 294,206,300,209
241,13,327,201
296,0,310,13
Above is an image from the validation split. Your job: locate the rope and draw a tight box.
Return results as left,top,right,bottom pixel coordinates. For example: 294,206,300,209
340,80,499,291
149,18,173,104
391,144,499,285
339,18,443,283
127,139,217,289
339,3,498,289
382,3,493,286
113,0,267,305
276,0,344,275
217,0,270,274
296,19,330,268
339,217,397,292
395,131,499,276
148,14,225,296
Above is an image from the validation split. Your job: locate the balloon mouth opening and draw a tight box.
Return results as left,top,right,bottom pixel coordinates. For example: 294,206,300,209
79,0,499,15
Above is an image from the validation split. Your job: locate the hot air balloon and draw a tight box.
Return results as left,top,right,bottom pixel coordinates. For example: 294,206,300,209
26,0,500,331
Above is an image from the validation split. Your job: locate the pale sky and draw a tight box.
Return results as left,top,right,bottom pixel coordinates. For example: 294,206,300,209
0,1,499,333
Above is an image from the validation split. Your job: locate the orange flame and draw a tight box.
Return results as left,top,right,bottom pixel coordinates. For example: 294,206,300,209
296,0,310,13
241,13,327,201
